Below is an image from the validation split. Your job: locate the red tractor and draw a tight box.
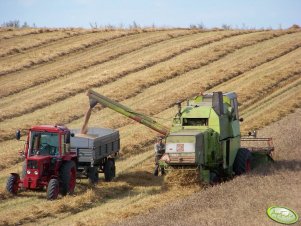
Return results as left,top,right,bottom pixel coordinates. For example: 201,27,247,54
7,125,77,200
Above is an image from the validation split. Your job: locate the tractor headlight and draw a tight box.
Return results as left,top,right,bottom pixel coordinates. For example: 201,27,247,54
34,171,38,175
27,170,31,174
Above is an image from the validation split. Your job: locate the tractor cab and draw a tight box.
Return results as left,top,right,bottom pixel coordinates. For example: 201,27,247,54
18,125,75,190
28,131,60,156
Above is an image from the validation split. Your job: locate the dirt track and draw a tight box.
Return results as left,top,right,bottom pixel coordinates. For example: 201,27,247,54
113,109,301,226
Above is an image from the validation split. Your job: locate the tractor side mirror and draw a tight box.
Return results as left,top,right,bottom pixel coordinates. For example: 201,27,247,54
239,118,244,122
65,132,75,144
16,130,21,140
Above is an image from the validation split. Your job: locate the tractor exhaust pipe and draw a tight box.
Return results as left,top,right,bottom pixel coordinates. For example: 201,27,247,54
176,100,182,117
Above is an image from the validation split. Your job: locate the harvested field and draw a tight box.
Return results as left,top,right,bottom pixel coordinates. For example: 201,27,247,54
0,27,300,225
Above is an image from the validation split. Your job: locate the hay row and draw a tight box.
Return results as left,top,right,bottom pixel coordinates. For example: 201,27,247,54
0,28,75,40
0,30,272,135
0,29,91,58
0,29,158,76
0,29,199,97
0,30,246,104
0,31,298,141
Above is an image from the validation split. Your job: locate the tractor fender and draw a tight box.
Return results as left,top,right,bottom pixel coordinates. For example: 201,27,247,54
9,173,21,186
10,173,21,182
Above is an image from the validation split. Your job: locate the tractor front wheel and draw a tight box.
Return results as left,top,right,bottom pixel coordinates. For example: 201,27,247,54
59,161,76,196
6,174,20,195
104,159,115,182
47,178,59,200
233,148,252,175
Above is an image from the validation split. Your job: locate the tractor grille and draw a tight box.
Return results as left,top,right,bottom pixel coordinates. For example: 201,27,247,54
27,160,38,169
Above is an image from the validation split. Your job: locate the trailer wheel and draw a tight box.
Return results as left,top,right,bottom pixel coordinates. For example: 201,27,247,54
6,174,19,195
47,178,59,200
104,159,115,182
233,148,252,175
88,166,99,184
59,161,76,196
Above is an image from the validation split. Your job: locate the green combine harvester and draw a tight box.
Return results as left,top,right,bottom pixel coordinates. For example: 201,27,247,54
86,90,274,184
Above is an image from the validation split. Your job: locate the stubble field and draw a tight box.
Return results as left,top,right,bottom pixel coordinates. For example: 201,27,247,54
0,27,300,225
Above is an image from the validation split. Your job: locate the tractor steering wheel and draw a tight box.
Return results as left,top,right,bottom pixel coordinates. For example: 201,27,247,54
40,143,50,150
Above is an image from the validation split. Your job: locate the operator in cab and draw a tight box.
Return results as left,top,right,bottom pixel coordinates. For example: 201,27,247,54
154,136,165,176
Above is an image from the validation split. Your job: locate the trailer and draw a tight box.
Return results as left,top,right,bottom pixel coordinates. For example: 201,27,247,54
70,127,120,183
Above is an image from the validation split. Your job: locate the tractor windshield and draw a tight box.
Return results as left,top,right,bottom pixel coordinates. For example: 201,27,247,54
28,131,59,156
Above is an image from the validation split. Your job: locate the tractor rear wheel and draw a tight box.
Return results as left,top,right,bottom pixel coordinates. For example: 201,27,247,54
59,161,76,196
6,174,19,195
233,148,252,175
47,178,59,200
88,166,99,184
104,159,115,182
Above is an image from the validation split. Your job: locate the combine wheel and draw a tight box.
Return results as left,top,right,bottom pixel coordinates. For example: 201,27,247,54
6,174,20,195
233,148,252,175
88,166,99,184
104,159,115,182
210,172,220,185
59,161,76,196
47,178,59,200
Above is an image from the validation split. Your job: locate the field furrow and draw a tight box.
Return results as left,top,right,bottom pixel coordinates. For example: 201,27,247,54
0,29,201,97
0,28,71,40
0,29,158,76
239,73,301,112
0,30,249,115
241,77,301,117
0,30,296,123
241,81,301,132
0,29,90,58
0,30,281,139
